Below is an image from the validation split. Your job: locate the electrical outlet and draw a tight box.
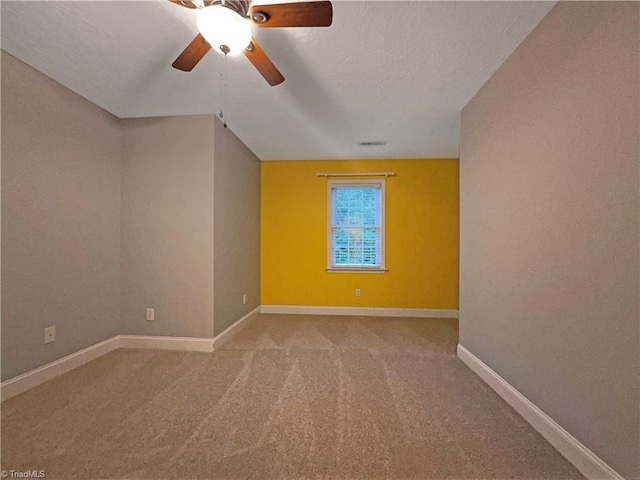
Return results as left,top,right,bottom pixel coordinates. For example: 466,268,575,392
146,308,155,321
242,294,247,305
44,326,56,344
355,288,361,297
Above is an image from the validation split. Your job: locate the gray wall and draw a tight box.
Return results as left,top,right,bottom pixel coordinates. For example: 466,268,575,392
1,52,121,380
2,56,262,378
213,119,260,336
459,2,639,478
120,116,216,338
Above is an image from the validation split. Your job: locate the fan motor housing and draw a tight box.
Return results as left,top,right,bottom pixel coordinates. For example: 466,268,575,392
211,0,250,17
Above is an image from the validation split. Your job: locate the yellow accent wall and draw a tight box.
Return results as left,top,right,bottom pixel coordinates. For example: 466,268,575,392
261,159,458,308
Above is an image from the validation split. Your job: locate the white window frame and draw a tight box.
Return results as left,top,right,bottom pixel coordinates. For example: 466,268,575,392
326,179,386,273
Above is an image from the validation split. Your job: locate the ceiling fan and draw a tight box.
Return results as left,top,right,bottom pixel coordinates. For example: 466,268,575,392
169,0,333,86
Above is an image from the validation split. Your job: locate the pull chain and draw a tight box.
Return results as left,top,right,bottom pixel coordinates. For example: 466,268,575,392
218,53,228,128
223,53,228,128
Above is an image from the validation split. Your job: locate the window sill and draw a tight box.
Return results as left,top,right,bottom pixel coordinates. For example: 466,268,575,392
326,268,388,274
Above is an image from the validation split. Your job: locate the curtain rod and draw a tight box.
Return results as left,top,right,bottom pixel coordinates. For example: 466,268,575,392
316,172,396,178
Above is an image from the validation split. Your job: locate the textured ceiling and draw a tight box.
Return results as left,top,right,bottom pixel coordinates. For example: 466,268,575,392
1,1,555,160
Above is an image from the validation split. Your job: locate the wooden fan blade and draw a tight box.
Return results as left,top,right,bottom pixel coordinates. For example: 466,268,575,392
249,1,332,28
172,34,211,72
243,39,285,86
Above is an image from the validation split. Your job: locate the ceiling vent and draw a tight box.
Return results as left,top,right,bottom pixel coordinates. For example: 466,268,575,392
359,141,387,146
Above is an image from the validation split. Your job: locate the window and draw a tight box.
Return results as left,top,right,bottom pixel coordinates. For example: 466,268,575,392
327,179,385,271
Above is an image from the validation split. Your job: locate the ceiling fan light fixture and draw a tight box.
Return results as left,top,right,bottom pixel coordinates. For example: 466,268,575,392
197,5,252,56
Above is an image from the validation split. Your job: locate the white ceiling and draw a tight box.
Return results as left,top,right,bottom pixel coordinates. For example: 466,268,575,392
1,0,555,160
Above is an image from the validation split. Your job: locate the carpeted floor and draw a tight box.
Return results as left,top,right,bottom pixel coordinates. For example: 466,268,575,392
1,314,584,479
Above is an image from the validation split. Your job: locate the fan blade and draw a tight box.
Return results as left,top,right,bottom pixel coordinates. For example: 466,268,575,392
168,0,198,9
249,1,332,28
243,39,285,86
172,34,211,72
169,0,210,8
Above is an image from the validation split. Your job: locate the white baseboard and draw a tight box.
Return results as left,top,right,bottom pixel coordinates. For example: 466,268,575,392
457,344,624,480
261,305,459,318
119,307,261,352
1,308,263,401
1,336,120,402
213,306,261,349
118,335,214,352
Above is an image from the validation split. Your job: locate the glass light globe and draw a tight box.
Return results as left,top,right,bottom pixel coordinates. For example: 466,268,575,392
197,5,252,56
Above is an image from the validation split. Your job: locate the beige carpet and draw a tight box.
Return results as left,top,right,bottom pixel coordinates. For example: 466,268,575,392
2,314,584,479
